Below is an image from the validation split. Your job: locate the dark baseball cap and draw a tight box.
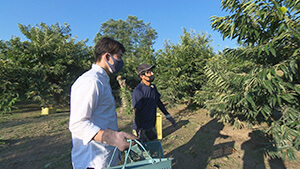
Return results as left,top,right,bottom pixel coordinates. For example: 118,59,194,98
137,63,155,75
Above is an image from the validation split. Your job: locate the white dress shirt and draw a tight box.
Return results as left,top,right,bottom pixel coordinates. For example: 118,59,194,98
69,64,119,169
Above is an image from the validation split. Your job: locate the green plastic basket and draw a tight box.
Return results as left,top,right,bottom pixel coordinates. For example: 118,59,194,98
142,141,164,158
128,140,164,161
106,139,173,169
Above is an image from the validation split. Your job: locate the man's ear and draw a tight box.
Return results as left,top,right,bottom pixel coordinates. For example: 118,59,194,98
105,53,109,60
103,53,110,62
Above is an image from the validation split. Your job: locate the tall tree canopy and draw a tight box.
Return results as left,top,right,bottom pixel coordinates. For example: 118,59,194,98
94,15,158,89
0,23,93,111
206,0,300,160
156,28,214,106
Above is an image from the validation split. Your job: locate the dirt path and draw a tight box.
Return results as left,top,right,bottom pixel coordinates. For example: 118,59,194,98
1,104,299,168
155,105,299,169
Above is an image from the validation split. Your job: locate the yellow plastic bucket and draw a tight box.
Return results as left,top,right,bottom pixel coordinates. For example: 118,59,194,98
156,113,163,140
41,107,56,115
41,107,49,115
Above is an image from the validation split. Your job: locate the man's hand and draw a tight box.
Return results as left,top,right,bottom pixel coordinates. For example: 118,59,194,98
166,115,176,127
102,128,138,151
136,128,147,142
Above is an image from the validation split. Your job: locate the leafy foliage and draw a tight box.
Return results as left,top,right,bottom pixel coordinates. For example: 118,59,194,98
0,39,22,114
156,29,214,106
94,16,158,89
0,23,93,111
206,0,300,160
0,59,20,114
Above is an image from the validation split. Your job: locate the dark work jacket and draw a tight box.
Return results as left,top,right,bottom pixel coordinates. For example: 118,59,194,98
132,82,161,130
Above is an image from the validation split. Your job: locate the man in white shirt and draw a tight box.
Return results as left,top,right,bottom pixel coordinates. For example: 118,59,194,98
69,37,137,169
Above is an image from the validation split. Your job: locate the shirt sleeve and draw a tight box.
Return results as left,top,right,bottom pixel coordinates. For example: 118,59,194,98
157,99,169,116
69,78,101,145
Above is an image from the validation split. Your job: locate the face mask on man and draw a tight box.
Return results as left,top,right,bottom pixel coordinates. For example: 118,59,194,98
145,75,155,82
106,53,124,73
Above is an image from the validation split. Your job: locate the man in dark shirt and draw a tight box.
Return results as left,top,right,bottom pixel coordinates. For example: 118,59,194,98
132,63,176,142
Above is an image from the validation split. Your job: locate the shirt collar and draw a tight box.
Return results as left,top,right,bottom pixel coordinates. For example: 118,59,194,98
92,64,109,81
140,81,154,88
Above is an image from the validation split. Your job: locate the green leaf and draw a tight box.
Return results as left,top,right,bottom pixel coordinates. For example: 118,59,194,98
270,47,276,57
263,80,274,94
279,64,288,75
287,148,296,161
264,45,269,55
278,23,285,33
261,105,271,119
294,85,300,95
230,22,235,38
289,59,296,74
267,72,272,80
280,94,295,104
258,47,263,56
246,94,257,111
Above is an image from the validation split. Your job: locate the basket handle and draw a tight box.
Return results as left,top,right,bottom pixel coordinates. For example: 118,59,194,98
107,139,155,168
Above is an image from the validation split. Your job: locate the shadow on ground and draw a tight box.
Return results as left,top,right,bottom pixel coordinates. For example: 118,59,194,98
0,133,72,169
165,118,287,169
241,130,286,169
165,118,230,169
0,111,72,169
162,120,190,138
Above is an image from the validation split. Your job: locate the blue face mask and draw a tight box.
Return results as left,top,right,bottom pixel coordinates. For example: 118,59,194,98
106,53,124,73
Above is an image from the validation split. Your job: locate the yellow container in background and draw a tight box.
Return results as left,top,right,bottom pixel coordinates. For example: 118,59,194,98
41,107,49,115
41,107,56,115
156,113,163,140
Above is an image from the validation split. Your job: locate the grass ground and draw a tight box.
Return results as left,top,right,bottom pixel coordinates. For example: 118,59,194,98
0,104,299,169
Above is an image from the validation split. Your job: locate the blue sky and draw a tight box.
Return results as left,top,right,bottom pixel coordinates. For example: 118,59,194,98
0,0,238,52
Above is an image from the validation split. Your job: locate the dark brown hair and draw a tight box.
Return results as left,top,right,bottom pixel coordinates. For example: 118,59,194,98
94,37,125,62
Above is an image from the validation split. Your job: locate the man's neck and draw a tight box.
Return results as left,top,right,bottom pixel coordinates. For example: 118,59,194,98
141,79,151,86
96,62,110,75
